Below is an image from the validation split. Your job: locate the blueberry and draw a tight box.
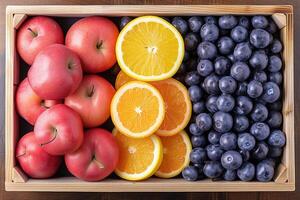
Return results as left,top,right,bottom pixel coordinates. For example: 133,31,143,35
203,161,224,178
172,17,188,35
189,123,203,136
249,50,269,70
252,141,269,160
184,33,199,51
247,80,263,98
188,85,203,102
197,59,214,77
206,144,224,161
251,16,268,29
268,100,282,111
227,54,236,63
235,96,253,115
219,76,237,94
266,18,278,34
219,15,238,29
261,82,280,103
177,63,187,74
208,131,222,144
223,170,237,181
268,55,282,72
221,150,243,170
267,130,286,147
237,162,255,181
239,16,250,29
253,71,267,83
233,42,252,62
233,115,249,132
256,161,274,182
119,17,132,29
185,71,200,86
230,62,250,82
250,29,272,48
204,16,218,24
268,147,283,158
270,39,283,54
250,122,270,141
190,147,207,164
251,103,268,122
213,112,233,133
193,101,206,114
182,166,199,181
269,72,282,85
261,158,276,168
235,82,248,96
194,163,204,170
267,112,282,130
214,56,231,75
239,149,250,161
206,95,219,113
197,41,217,60
196,113,212,132
219,132,237,150
217,36,235,55
200,23,219,42
188,16,203,33
216,94,235,112
183,51,190,62
230,25,248,43
203,74,220,95
191,135,207,148
238,133,256,151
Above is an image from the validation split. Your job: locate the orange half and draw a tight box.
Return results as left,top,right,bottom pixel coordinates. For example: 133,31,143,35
155,130,192,178
152,78,192,136
113,128,163,181
111,81,165,138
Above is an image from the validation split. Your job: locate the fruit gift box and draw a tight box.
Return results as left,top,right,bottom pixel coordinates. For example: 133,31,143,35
5,5,295,192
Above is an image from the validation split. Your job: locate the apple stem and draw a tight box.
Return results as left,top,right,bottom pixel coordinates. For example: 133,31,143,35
40,100,50,109
96,40,103,50
40,127,58,146
27,28,38,37
92,155,105,169
87,85,95,97
16,151,26,158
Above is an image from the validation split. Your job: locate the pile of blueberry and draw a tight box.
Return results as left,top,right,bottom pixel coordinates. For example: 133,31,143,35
171,15,286,182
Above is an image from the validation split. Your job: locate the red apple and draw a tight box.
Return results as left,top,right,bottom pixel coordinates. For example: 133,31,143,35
17,16,64,65
28,44,83,100
16,132,62,178
65,75,115,128
66,16,119,73
65,128,119,181
34,104,84,155
16,78,61,125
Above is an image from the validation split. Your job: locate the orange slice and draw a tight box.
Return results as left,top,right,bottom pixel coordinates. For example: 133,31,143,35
155,131,192,178
113,128,163,181
152,78,192,136
110,81,165,138
116,16,184,81
115,70,135,90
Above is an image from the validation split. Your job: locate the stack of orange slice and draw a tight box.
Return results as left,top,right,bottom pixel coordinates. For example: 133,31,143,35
111,16,192,181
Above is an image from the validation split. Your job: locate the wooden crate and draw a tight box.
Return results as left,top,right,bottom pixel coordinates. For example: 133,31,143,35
5,5,295,192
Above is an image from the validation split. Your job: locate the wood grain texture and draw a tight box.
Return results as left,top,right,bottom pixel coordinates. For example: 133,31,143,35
0,0,299,199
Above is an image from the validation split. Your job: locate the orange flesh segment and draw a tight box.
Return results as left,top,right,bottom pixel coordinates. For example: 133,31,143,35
115,132,155,174
158,133,188,173
117,87,160,133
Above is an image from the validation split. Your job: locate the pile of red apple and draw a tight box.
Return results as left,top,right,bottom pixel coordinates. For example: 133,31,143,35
15,16,121,181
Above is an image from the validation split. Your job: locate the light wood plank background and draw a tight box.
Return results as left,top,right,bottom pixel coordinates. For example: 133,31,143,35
0,0,299,199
